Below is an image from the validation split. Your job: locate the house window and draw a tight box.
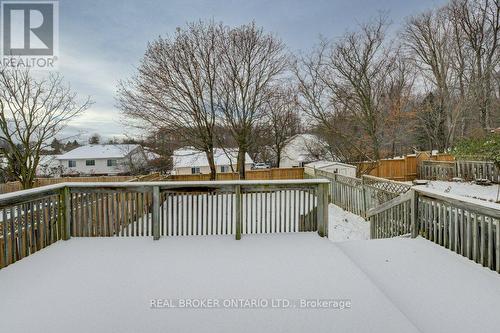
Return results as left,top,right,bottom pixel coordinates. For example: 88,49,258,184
68,160,76,168
107,159,117,167
86,160,95,166
191,167,200,174
220,165,230,173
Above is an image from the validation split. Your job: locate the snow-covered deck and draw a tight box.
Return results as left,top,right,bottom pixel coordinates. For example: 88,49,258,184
1,234,499,333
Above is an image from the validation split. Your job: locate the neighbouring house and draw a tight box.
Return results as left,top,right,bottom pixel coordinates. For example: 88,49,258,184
279,134,331,168
172,148,253,175
55,144,152,176
304,160,357,178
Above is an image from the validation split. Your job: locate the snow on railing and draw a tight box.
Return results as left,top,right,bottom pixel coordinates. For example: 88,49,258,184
0,179,330,270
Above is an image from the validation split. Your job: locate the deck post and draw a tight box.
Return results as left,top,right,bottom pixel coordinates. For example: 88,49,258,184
58,187,70,241
317,183,329,237
411,189,419,238
152,186,160,240
361,176,368,217
235,184,242,240
64,187,71,240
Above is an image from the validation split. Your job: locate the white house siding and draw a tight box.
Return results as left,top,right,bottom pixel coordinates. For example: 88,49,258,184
172,148,254,175
319,165,356,177
55,144,149,176
304,161,357,178
280,156,303,168
60,158,127,176
174,163,253,175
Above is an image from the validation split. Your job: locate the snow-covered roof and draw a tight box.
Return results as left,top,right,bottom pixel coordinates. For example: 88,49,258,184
39,155,60,165
282,134,329,163
56,144,140,160
305,160,356,169
173,148,253,168
144,150,161,161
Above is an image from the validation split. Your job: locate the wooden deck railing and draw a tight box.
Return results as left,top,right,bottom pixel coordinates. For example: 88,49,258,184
0,179,330,269
314,165,500,272
366,187,500,273
366,191,415,239
313,170,411,217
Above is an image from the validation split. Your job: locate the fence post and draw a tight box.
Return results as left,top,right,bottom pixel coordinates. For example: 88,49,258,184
410,189,419,238
152,186,160,240
317,183,329,237
235,184,242,240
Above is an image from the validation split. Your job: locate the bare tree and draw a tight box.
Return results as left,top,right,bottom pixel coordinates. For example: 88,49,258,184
448,0,500,131
293,43,366,162
331,18,392,160
88,133,101,144
262,86,301,167
380,54,417,156
217,22,288,178
118,21,223,180
0,69,91,188
403,8,457,150
294,18,394,161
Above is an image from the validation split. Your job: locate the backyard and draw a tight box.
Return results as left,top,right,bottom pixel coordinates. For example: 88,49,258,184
0,176,499,333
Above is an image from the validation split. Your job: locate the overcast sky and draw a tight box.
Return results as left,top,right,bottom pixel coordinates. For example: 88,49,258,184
57,0,447,142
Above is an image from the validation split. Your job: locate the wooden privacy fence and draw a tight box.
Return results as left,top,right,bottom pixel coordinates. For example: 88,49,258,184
420,160,499,182
0,179,329,270
366,187,500,273
314,169,412,217
354,153,454,181
0,176,137,194
168,168,304,181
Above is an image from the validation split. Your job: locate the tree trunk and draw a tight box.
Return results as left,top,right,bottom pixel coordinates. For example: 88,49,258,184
205,149,217,181
237,149,246,180
20,175,35,189
370,133,381,160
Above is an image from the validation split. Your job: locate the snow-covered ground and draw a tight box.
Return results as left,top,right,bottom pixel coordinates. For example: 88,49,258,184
337,237,500,332
0,234,499,333
415,180,500,203
328,204,369,241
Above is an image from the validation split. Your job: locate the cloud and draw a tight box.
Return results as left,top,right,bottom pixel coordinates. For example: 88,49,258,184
56,46,134,139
